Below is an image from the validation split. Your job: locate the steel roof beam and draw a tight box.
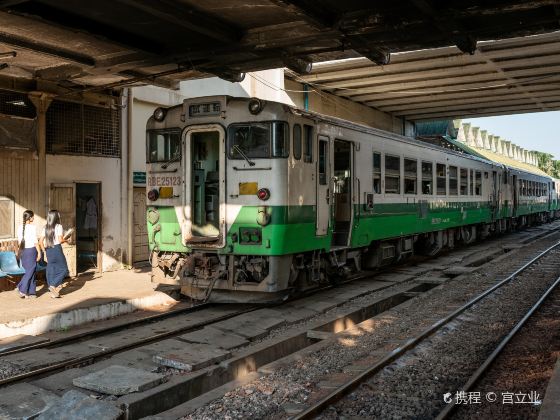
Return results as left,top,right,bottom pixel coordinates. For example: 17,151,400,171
391,95,560,117
112,0,242,45
338,66,560,98
377,87,560,110
408,102,560,120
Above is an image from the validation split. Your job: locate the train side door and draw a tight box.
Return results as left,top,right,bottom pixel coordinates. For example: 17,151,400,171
492,170,499,219
512,175,518,216
316,136,331,236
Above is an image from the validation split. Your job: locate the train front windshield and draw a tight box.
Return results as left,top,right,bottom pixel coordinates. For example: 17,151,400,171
147,130,181,163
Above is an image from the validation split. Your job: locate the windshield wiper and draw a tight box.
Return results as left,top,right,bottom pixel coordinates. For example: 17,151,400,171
233,145,255,167
161,154,181,169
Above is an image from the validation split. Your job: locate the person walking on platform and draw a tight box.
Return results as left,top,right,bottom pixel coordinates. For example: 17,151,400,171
41,210,69,298
16,210,41,299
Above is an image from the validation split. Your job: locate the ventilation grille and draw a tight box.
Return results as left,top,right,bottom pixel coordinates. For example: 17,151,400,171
46,100,121,157
0,89,36,118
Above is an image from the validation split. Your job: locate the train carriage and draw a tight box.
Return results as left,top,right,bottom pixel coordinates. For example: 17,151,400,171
146,96,556,303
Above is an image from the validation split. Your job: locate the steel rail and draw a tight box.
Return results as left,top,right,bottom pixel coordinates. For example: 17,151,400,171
293,239,560,420
0,304,258,388
2,223,554,358
2,226,558,390
0,301,209,357
436,274,560,419
0,269,390,388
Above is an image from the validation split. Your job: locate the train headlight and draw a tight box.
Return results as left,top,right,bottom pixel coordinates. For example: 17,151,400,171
248,98,264,115
257,206,271,226
147,208,160,225
147,189,159,201
153,107,167,122
257,188,270,201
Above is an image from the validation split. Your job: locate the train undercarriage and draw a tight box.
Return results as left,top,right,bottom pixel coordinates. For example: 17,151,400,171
151,211,560,303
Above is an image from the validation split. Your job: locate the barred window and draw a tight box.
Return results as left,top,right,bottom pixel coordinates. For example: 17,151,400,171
46,100,121,157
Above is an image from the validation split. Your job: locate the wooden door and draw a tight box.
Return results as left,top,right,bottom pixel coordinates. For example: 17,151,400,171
133,187,149,262
49,183,77,277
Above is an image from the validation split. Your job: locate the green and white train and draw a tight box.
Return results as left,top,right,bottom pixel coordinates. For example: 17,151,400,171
146,96,560,303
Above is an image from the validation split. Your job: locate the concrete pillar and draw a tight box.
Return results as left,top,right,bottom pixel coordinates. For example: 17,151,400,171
472,127,482,148
464,123,476,147
452,119,462,140
495,137,502,155
503,141,511,158
479,130,487,150
456,122,467,143
28,92,53,223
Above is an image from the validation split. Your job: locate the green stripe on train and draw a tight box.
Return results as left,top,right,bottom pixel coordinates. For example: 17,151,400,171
148,199,555,255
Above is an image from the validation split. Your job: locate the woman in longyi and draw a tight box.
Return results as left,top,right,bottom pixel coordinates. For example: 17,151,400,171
41,210,69,298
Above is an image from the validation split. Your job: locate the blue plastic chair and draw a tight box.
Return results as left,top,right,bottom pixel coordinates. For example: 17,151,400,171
0,251,26,275
36,260,47,272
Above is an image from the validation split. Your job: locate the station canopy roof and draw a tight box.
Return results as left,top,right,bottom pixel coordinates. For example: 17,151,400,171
1,0,560,103
292,31,560,121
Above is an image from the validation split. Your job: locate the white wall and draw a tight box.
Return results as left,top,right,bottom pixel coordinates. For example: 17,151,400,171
46,155,124,271
178,69,293,104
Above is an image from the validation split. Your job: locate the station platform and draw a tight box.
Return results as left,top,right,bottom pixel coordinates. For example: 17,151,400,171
0,267,179,339
539,357,560,420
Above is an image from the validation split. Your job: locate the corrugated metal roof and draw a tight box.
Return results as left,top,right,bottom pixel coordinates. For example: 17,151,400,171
466,146,550,177
294,31,560,120
416,121,457,137
444,136,549,177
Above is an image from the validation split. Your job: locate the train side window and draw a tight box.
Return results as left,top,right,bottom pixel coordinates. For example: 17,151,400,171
293,124,302,160
303,124,313,163
385,154,401,194
521,180,526,196
404,158,417,194
460,168,468,195
436,163,446,195
470,169,474,195
373,152,381,193
272,122,289,157
421,161,433,195
449,166,458,195
475,171,482,195
318,139,328,185
534,181,537,196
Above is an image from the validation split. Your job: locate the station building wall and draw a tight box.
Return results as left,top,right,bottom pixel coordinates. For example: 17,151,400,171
45,155,124,271
0,153,41,247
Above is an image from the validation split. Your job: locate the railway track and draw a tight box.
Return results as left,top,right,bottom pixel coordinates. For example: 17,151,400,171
1,223,559,419
441,277,560,419
0,303,259,387
292,236,560,419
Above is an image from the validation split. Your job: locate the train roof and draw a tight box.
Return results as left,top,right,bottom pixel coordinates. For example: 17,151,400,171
156,96,553,181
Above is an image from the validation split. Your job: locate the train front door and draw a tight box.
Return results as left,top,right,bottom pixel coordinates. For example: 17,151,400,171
316,136,332,236
183,125,226,247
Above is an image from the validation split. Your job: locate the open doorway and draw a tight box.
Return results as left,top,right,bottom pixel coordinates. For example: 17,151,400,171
191,131,220,239
332,140,352,247
76,182,101,273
